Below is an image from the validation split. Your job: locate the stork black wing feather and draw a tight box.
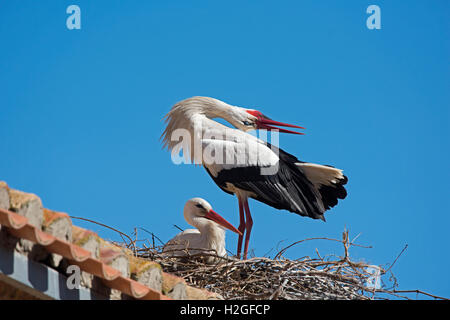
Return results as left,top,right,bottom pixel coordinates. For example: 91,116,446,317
203,144,347,221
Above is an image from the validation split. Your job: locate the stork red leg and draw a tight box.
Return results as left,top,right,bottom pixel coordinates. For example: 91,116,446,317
236,196,246,259
242,197,253,260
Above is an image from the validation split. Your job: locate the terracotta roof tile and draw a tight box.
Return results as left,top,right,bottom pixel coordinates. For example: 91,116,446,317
0,207,167,300
0,207,27,228
7,218,55,246
42,209,73,267
7,189,43,231
43,209,71,229
0,182,223,300
8,189,41,211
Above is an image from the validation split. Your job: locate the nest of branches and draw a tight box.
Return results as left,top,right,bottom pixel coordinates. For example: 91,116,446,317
74,216,445,300
117,228,443,300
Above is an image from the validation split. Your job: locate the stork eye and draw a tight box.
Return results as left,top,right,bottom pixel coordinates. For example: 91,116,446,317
242,121,252,126
195,204,205,209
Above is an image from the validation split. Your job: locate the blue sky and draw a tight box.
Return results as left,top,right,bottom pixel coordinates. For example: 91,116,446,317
0,1,448,299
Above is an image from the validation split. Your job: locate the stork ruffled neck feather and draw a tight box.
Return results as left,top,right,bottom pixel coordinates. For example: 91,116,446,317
161,96,255,164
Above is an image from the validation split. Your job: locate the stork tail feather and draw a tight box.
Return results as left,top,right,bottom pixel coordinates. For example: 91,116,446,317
296,163,348,211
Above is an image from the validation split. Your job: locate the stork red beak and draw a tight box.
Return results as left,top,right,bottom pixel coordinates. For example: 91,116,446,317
205,209,242,236
247,110,305,135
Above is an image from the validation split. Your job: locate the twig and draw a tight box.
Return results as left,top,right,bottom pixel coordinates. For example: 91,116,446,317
70,215,135,250
138,227,165,246
385,244,408,273
173,224,184,232
390,289,448,300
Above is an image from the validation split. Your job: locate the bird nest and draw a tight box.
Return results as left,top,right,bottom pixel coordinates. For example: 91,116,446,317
131,231,378,299
74,217,445,301
109,228,443,300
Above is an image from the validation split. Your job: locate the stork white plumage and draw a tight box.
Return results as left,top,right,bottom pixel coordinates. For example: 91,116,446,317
163,198,241,263
162,97,348,260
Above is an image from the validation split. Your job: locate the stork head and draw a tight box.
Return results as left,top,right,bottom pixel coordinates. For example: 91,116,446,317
184,198,242,235
228,107,305,135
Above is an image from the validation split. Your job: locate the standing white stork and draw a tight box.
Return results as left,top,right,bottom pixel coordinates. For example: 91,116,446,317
163,198,241,263
162,96,348,259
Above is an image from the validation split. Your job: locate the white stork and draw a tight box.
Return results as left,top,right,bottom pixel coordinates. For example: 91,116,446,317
163,198,241,263
162,96,348,259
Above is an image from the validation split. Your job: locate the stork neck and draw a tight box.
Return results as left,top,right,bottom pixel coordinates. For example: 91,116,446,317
161,96,246,165
195,220,226,255
174,97,239,129
202,104,236,122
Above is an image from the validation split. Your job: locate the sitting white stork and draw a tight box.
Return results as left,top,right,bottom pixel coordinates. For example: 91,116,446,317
163,198,241,263
161,96,348,259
